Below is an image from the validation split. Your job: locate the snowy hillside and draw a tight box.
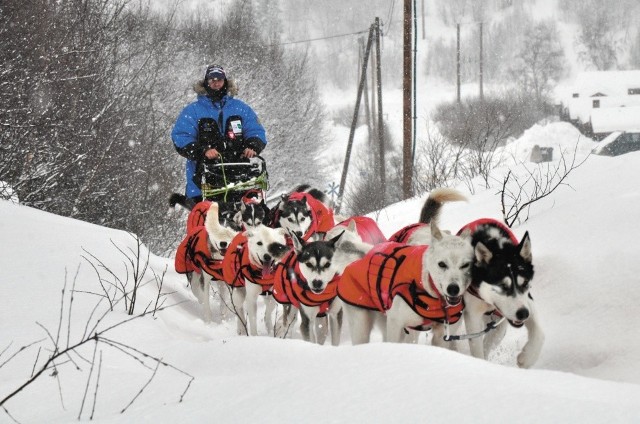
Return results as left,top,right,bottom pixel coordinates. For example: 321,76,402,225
2,122,640,423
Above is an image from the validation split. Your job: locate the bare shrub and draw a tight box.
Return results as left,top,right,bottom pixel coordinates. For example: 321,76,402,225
500,142,588,227
0,267,192,420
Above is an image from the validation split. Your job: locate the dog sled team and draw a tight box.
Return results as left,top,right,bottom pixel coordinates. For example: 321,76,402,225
172,185,543,369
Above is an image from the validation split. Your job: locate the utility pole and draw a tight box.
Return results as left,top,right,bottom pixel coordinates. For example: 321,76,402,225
402,0,412,199
360,37,373,143
457,23,461,104
336,24,375,214
375,17,385,200
479,22,484,101
421,0,425,40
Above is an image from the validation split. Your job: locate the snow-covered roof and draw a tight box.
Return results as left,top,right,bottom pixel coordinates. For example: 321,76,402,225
572,70,640,98
590,106,640,134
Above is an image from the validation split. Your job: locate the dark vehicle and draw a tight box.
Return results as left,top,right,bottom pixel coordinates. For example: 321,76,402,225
593,131,640,156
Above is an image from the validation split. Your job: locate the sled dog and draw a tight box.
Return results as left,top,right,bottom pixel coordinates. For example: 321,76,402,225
338,219,474,346
222,224,290,336
272,217,383,344
174,202,237,322
273,184,335,241
169,192,243,231
460,219,542,368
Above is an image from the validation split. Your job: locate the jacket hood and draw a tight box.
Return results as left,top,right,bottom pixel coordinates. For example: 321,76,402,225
193,78,238,96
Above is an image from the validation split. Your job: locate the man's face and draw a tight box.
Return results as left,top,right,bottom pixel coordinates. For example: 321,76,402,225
208,78,224,90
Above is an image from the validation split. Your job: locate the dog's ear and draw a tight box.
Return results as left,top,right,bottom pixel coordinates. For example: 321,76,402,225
233,210,243,229
519,231,532,262
475,241,492,263
291,231,305,253
347,220,357,233
430,222,443,242
458,227,472,240
327,230,345,247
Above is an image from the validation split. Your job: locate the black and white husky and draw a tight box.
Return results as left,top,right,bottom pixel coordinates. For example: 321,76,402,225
273,184,333,240
460,219,543,368
421,202,544,367
284,219,378,345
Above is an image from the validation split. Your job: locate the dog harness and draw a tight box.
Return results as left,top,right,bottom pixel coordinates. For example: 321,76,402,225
186,201,212,233
387,223,428,244
174,226,225,281
337,242,463,324
272,250,339,315
221,232,275,293
458,218,523,328
333,216,387,245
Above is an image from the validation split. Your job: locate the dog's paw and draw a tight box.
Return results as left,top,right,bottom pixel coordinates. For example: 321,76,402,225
517,349,536,368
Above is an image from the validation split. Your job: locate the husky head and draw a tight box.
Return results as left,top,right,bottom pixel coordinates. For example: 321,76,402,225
291,231,344,294
216,202,243,232
324,220,374,273
277,194,312,239
472,227,534,327
423,222,474,306
245,225,290,272
205,202,239,259
234,200,271,229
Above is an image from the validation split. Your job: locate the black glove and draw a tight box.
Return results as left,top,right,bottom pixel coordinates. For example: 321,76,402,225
244,137,265,154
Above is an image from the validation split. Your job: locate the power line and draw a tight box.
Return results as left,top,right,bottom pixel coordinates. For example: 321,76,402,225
272,29,370,46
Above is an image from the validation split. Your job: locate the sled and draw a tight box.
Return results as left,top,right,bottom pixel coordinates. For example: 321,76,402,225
200,156,269,203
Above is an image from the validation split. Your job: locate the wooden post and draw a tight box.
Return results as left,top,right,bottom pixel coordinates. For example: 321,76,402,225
375,17,385,200
336,24,375,214
457,23,461,104
479,21,483,101
402,0,412,199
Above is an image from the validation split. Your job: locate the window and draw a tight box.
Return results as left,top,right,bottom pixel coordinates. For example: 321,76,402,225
572,93,579,98
629,88,640,95
592,99,600,108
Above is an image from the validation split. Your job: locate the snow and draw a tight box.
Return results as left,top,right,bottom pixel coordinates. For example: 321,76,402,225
2,122,640,423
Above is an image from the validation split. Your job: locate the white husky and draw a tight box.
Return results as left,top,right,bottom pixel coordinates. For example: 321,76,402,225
187,202,237,323
222,224,290,336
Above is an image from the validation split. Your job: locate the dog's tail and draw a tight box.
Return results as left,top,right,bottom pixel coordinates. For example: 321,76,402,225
419,188,467,225
169,193,195,211
205,202,238,241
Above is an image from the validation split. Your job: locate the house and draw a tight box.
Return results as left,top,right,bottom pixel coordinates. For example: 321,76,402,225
559,70,640,138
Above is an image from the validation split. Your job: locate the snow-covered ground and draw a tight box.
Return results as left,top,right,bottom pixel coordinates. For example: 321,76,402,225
2,122,640,423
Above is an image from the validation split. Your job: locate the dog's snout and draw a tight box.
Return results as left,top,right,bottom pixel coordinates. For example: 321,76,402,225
219,241,228,248
446,284,460,297
516,307,530,321
263,253,272,262
312,280,323,291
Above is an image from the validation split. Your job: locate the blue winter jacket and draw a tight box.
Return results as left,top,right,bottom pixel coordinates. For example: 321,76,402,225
171,81,267,198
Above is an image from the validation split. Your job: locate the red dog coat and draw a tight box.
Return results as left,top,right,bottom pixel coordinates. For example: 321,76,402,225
221,232,276,293
272,250,339,315
174,226,224,281
338,242,463,324
387,222,428,244
333,216,387,245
